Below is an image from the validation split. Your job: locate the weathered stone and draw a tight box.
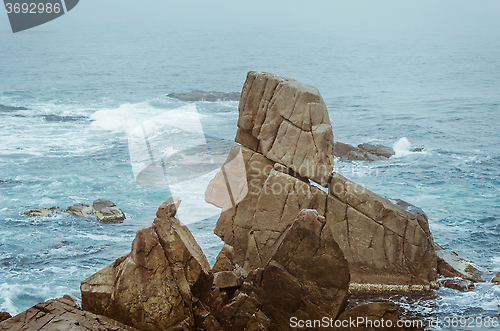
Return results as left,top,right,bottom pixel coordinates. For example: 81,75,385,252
358,143,395,158
434,243,484,282
235,71,334,186
334,142,393,162
213,271,244,289
0,312,10,323
156,197,182,219
65,203,93,217
92,199,125,223
23,207,59,217
212,244,235,273
258,210,349,329
167,91,240,102
215,292,266,331
81,202,211,331
328,172,437,288
438,277,475,292
492,272,500,284
0,296,139,331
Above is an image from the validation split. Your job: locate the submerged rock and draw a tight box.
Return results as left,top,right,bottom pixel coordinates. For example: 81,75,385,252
65,203,93,217
167,90,240,102
92,199,125,223
438,277,475,292
235,71,334,186
24,207,59,217
0,295,138,331
0,104,27,111
81,198,212,330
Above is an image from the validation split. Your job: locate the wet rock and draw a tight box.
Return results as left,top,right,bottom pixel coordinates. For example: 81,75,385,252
438,277,475,292
0,295,138,331
235,71,334,186
492,272,500,284
23,206,59,217
81,200,212,330
328,173,437,288
333,142,393,161
0,104,27,111
257,209,349,329
167,91,240,102
434,243,484,282
65,203,93,217
0,312,10,323
92,199,125,223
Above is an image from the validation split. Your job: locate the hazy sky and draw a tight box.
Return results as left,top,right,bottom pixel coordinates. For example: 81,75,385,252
1,0,500,34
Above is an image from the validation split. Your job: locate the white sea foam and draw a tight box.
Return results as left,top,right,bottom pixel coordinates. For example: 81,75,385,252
393,137,412,158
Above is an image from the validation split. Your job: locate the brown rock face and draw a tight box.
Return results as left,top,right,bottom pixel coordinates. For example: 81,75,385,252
258,209,349,329
235,71,334,186
328,173,437,287
434,243,483,282
0,296,139,331
81,198,212,331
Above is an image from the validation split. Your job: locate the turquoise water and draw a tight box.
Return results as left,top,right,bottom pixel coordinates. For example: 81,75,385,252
1,5,500,329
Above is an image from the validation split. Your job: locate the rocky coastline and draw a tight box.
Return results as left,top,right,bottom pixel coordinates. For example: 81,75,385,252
0,72,492,330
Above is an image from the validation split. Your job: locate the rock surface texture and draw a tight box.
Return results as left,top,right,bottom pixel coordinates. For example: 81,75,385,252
334,142,394,161
235,71,334,186
81,198,212,330
0,296,139,331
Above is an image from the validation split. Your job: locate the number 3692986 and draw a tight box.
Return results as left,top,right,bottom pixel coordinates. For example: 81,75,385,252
5,3,62,14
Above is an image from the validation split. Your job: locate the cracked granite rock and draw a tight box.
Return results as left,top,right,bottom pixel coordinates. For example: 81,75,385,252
0,295,139,331
235,71,334,186
81,198,212,331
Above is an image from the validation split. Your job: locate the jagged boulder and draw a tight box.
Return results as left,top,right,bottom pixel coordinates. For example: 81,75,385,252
65,203,93,217
333,142,394,161
0,312,10,323
434,243,484,282
0,296,139,331
328,173,437,288
81,198,212,330
235,71,334,186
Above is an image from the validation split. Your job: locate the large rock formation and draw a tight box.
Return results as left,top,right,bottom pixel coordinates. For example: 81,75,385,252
0,296,139,331
81,198,212,330
208,72,437,290
235,71,334,186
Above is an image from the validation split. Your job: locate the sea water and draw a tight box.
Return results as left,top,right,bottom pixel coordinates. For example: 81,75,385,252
1,8,500,330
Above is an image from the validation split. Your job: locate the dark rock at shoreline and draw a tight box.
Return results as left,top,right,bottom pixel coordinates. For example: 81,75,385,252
42,114,89,122
24,206,60,217
438,277,475,292
65,203,93,217
92,199,125,223
492,272,500,284
334,142,394,161
0,104,27,112
338,302,418,330
167,90,240,102
0,295,139,330
434,243,484,282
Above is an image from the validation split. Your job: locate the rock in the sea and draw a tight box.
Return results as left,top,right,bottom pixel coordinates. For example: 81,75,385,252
492,272,500,284
333,142,394,161
92,199,125,223
81,199,212,330
257,209,350,328
23,207,59,217
0,104,27,111
235,71,334,186
434,243,484,282
65,203,93,217
438,277,475,292
0,295,139,331
156,196,181,219
167,90,240,102
0,312,10,323
329,173,437,288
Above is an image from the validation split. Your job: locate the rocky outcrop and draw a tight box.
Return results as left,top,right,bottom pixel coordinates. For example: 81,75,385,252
235,71,334,186
66,203,93,217
81,198,212,330
334,142,394,161
167,91,240,102
0,296,139,331
24,207,59,217
0,104,27,111
492,272,500,284
0,313,10,323
434,243,484,282
438,277,474,292
92,199,126,223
